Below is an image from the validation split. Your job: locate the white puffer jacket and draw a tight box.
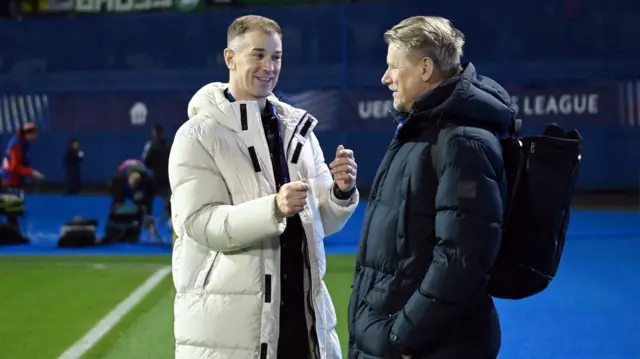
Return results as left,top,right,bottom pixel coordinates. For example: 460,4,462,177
169,82,359,359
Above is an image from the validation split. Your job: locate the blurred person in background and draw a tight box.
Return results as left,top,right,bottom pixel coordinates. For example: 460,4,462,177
169,15,359,359
64,138,83,194
0,123,44,235
1,123,45,187
107,159,157,238
348,16,511,359
110,159,155,216
142,124,171,225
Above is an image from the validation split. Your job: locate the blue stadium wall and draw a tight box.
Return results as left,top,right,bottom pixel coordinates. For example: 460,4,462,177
0,1,639,191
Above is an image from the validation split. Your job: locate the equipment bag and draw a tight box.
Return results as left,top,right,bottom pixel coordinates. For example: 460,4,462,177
102,204,142,244
57,218,99,247
432,120,582,299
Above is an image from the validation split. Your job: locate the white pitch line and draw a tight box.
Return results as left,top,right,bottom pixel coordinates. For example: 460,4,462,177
57,266,172,359
0,261,168,269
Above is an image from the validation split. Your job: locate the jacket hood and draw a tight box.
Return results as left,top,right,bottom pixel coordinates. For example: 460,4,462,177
187,82,308,132
398,63,515,136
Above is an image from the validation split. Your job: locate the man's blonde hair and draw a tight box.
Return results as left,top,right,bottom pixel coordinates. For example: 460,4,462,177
227,15,282,47
384,16,465,71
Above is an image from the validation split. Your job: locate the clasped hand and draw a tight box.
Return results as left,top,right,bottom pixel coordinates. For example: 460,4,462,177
275,180,310,219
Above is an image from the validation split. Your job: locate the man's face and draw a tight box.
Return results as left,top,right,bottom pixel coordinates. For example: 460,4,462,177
381,44,431,113
226,30,282,99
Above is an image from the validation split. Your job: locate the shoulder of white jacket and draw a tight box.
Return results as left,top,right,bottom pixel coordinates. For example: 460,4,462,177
186,82,234,120
190,82,227,104
180,82,235,137
175,113,222,143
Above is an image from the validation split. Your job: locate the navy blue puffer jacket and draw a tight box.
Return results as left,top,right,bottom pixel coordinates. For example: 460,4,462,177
347,63,514,359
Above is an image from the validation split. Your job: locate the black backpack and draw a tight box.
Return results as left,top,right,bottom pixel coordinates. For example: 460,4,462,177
432,120,583,300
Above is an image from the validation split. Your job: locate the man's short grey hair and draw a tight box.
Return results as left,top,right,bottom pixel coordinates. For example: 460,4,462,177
384,16,465,71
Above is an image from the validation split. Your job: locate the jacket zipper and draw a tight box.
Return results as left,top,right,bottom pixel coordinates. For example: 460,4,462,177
287,111,320,358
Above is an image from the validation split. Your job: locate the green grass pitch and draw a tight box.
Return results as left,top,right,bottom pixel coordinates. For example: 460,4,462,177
0,255,356,359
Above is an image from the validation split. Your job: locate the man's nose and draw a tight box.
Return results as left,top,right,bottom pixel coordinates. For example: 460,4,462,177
262,58,274,72
381,70,391,85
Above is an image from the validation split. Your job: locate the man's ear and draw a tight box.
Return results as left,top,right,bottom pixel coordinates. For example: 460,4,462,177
420,57,435,83
224,48,235,71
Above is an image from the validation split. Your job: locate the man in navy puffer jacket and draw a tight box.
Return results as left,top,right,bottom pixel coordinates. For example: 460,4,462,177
347,16,515,359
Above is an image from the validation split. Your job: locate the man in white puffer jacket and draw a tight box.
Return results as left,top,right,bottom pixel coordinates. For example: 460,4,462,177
169,15,359,359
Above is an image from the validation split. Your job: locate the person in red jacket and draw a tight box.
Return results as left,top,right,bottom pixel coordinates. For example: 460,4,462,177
0,123,44,236
1,123,44,188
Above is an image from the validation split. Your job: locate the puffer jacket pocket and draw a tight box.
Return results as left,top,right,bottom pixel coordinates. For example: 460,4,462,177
364,285,413,317
194,252,220,291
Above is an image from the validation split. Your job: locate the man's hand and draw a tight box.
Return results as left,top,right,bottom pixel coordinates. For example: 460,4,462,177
32,170,44,180
275,180,310,219
330,145,357,192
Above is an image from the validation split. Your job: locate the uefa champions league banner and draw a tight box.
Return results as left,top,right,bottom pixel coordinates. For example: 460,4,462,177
11,79,638,190
284,80,624,132
334,81,622,132
25,79,633,133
